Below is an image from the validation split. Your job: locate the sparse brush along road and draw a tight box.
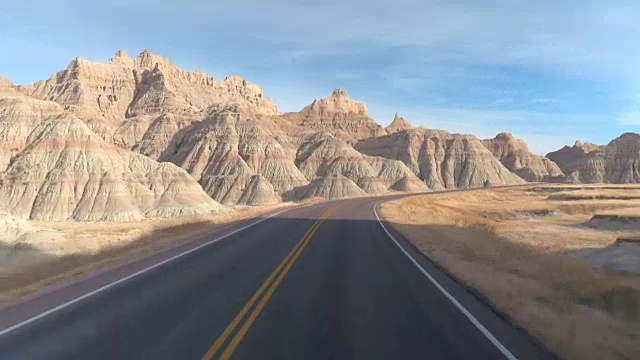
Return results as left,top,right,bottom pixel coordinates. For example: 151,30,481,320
0,194,555,360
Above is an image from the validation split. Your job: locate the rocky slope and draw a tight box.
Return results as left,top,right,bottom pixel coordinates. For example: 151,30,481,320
356,128,526,190
482,133,565,182
547,141,606,183
0,88,222,221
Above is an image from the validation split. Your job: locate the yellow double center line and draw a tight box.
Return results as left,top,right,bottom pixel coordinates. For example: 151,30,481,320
201,206,336,360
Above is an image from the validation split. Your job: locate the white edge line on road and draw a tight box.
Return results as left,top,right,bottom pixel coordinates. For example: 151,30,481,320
0,203,320,337
373,201,518,360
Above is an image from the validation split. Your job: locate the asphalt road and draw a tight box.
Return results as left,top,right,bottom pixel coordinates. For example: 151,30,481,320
0,196,556,360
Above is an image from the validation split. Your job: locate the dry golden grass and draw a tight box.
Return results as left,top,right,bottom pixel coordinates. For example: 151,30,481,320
0,202,300,305
382,185,640,360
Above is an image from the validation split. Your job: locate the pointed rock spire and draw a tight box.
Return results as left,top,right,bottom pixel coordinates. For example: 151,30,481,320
108,49,134,67
114,49,130,59
386,113,413,133
134,49,167,69
331,89,349,98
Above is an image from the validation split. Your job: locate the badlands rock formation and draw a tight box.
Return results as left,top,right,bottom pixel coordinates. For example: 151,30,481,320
0,77,14,90
289,174,366,200
356,177,390,195
547,134,640,184
158,106,309,204
0,86,222,221
356,128,525,190
295,132,416,182
482,133,565,182
604,133,640,183
547,141,605,183
2,48,570,217
19,50,277,140
237,175,281,206
290,131,426,197
282,89,386,140
389,176,431,192
385,113,414,134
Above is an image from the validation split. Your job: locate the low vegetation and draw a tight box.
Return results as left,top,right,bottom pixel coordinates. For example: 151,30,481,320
381,185,640,360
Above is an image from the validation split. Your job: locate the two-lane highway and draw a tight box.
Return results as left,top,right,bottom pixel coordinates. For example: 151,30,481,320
0,196,556,359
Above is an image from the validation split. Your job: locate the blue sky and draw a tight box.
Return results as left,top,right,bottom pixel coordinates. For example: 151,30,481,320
2,0,639,154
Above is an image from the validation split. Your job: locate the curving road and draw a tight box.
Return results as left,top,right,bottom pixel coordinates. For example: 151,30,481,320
0,195,556,360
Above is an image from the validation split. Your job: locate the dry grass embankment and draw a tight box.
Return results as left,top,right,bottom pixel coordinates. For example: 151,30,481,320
0,202,300,306
381,185,640,360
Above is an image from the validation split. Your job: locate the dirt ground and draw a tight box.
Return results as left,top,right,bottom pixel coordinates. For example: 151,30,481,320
0,202,300,305
381,185,640,360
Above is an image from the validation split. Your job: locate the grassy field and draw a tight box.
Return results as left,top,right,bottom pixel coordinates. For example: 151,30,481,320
381,185,640,360
0,203,300,305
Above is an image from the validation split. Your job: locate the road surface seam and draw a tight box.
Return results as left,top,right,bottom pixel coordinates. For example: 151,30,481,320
0,203,321,338
373,201,519,360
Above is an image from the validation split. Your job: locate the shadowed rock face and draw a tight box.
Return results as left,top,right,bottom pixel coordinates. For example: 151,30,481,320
356,128,526,190
482,133,565,182
547,141,606,183
0,91,223,221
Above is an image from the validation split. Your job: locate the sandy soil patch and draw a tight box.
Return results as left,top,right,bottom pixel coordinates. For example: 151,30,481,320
381,185,640,360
